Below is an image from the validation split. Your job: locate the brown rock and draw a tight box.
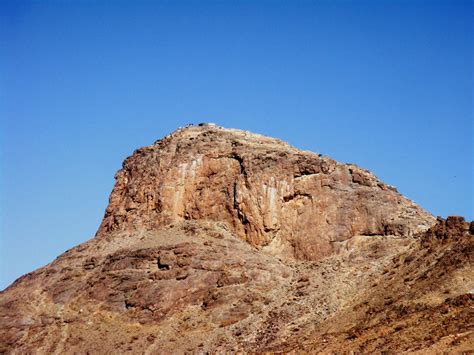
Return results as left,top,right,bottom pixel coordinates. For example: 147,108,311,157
2,125,470,354
97,125,435,260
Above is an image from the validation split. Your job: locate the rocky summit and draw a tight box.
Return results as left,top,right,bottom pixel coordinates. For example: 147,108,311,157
1,124,472,353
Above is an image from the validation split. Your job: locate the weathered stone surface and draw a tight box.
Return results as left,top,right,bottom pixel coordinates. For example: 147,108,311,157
97,125,435,260
0,222,294,353
300,216,474,354
1,125,470,354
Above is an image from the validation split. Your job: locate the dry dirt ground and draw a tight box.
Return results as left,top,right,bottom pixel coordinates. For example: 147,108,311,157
1,217,472,353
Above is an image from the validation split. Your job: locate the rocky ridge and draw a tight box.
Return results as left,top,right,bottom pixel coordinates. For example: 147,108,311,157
97,124,434,260
0,124,471,354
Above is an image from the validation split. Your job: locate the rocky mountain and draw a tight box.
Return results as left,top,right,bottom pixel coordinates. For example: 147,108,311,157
1,124,472,353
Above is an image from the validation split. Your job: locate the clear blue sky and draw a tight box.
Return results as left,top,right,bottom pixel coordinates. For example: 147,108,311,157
1,0,472,290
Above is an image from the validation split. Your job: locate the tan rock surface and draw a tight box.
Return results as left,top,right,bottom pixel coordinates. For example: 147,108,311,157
1,125,471,354
298,216,474,353
97,124,434,260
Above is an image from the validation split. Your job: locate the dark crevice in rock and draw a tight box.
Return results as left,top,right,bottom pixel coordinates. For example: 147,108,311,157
230,153,247,178
294,170,319,179
157,257,171,270
283,193,312,202
359,232,382,236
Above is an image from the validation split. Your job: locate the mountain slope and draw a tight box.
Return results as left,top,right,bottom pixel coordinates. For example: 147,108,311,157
2,124,471,354
296,216,474,353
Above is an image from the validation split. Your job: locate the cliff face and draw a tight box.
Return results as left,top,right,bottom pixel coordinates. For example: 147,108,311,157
1,125,471,354
97,125,434,260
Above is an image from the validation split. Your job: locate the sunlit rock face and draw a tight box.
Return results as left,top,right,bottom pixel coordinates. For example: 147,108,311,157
97,124,435,260
2,125,472,354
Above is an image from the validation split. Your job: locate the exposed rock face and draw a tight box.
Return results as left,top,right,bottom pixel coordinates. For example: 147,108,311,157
97,125,434,260
1,125,471,354
301,216,474,353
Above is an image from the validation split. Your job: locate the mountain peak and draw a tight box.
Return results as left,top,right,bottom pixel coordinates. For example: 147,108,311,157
1,126,471,354
156,123,296,152
97,125,434,261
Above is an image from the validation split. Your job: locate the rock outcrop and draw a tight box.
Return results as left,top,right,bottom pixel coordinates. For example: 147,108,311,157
1,125,471,354
301,216,474,353
97,125,434,260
